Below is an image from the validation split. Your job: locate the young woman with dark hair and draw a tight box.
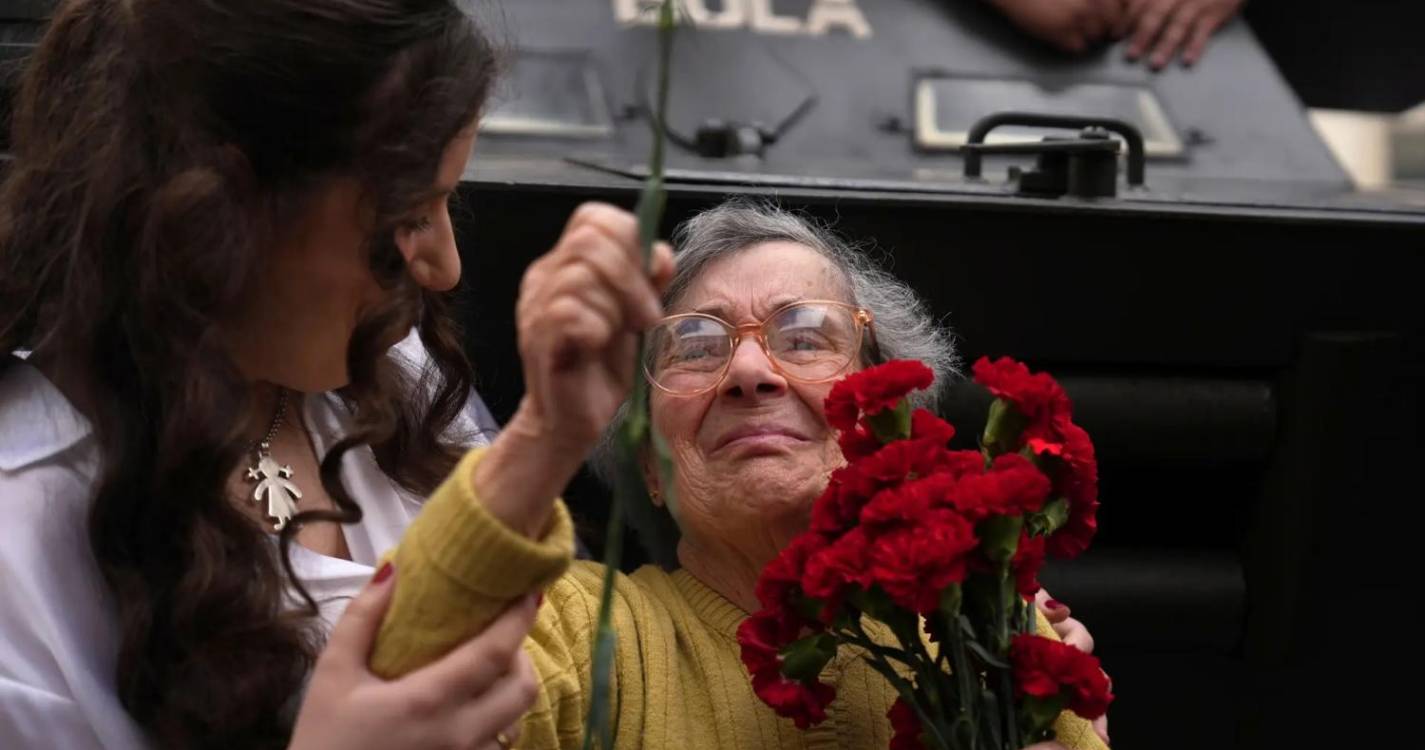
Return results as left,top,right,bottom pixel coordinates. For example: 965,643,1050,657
0,1,660,748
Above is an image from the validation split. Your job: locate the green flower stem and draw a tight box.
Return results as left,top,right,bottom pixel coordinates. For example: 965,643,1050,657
999,665,1021,750
894,619,954,730
579,507,624,750
582,3,676,749
993,569,1021,750
945,615,981,748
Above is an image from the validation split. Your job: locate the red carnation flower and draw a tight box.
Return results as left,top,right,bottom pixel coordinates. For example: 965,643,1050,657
1027,436,1064,458
737,609,800,675
988,453,1054,516
824,386,863,433
859,472,953,528
941,449,989,479
840,439,952,500
972,357,1071,427
751,670,838,729
887,697,924,750
1011,532,1047,597
810,467,872,536
825,360,935,430
972,356,1075,459
837,425,884,461
910,408,956,447
812,438,950,539
740,610,839,729
945,453,1051,523
802,527,873,603
1045,422,1099,559
1010,634,1115,720
754,533,829,611
867,509,978,614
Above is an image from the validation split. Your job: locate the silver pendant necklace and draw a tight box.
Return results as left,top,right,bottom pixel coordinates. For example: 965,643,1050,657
245,389,302,531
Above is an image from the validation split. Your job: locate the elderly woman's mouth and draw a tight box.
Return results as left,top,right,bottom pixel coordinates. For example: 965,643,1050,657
712,424,812,454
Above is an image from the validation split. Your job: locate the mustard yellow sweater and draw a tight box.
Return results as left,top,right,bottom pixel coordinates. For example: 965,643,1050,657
370,450,1108,750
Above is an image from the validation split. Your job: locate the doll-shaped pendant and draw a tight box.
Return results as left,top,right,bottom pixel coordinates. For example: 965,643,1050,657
247,452,302,531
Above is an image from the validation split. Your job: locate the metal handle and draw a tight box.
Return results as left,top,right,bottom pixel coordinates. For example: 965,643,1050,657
962,111,1146,186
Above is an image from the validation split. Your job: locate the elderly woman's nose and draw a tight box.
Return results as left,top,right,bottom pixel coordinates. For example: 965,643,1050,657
720,338,787,398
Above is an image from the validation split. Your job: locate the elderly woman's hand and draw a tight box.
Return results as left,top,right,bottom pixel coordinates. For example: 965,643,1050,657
1035,589,1111,745
476,203,674,536
1035,589,1094,653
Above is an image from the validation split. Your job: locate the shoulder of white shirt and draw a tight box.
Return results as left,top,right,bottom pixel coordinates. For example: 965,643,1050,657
0,354,92,474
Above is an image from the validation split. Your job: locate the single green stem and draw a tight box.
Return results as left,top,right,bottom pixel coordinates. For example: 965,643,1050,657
582,3,676,749
579,490,625,750
647,0,673,182
946,617,979,749
897,620,954,731
994,569,1020,750
999,666,1020,750
833,629,916,668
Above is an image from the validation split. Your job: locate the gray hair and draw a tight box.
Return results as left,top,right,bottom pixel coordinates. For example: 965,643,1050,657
592,199,959,567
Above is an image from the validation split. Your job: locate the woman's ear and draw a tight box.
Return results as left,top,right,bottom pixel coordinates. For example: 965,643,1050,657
640,452,664,508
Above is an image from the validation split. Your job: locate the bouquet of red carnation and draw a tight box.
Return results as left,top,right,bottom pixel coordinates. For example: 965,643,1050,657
737,357,1111,749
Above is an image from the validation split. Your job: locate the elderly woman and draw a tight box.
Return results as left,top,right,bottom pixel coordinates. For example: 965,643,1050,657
362,201,1108,750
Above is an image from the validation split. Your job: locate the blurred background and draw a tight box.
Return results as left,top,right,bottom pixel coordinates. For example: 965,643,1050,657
3,1,1421,748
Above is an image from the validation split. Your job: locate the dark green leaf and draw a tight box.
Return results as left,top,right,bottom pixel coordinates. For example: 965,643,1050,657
958,614,977,640
964,639,1011,670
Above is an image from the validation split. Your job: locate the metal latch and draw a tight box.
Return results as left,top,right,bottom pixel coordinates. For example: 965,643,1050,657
960,112,1148,198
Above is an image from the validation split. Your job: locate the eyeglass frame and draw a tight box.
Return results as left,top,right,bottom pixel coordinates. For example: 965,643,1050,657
643,299,880,397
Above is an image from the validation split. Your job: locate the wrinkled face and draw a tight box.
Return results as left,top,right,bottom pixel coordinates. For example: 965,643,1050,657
650,241,860,558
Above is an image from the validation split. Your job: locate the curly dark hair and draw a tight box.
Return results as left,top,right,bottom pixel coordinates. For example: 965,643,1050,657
0,0,498,746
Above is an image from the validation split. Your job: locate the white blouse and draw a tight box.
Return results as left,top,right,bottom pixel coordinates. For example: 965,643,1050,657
0,336,497,749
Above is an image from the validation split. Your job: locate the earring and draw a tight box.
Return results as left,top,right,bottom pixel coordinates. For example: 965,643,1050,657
649,488,662,503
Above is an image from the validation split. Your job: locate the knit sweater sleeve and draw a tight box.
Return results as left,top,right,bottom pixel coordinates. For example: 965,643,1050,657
368,447,577,678
365,449,648,750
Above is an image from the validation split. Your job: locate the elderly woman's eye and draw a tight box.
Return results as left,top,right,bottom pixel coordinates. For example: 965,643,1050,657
788,336,822,351
784,332,834,352
660,336,728,372
672,342,715,361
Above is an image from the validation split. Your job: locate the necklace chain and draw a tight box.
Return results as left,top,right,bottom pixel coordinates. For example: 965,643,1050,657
256,389,287,455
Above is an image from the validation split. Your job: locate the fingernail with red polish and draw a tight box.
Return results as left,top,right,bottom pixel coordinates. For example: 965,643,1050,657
372,561,395,585
1046,599,1063,610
